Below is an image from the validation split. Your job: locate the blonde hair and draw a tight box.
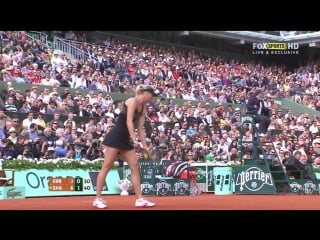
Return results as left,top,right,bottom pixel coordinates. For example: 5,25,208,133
135,84,152,95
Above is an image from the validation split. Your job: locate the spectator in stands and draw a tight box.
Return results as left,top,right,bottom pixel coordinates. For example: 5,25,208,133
53,127,68,158
34,112,46,131
4,96,17,112
73,102,90,117
7,127,17,144
2,30,320,178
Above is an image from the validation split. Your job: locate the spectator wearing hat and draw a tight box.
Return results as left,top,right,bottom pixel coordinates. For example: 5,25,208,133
246,89,271,136
215,103,225,118
7,127,18,144
13,135,27,158
171,123,181,137
230,108,241,125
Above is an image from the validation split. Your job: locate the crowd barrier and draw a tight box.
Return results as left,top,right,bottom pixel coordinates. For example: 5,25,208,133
0,160,121,198
124,161,235,196
2,159,320,199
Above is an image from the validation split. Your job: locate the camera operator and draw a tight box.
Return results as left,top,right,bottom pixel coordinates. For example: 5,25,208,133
86,139,103,160
2,139,15,159
13,135,27,158
43,146,56,160
22,145,33,159
23,137,42,160
71,132,94,160
229,147,241,163
208,144,224,162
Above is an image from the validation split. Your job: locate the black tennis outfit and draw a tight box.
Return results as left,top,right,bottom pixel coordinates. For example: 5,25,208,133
102,102,144,150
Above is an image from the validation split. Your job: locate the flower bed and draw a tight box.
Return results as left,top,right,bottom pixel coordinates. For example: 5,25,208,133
2,158,106,171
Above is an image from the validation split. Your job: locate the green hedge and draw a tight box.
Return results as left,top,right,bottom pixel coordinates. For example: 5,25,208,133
2,159,105,171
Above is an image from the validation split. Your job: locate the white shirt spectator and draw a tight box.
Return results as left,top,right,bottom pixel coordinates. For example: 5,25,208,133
22,117,37,129
51,53,61,69
157,112,170,122
105,111,115,119
74,76,87,89
309,122,319,135
49,76,61,86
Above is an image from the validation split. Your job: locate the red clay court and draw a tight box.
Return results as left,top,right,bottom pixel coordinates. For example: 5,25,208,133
0,193,319,210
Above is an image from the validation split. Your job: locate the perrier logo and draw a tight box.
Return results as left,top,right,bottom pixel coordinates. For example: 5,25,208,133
156,180,171,196
235,166,273,192
141,182,154,194
196,168,206,181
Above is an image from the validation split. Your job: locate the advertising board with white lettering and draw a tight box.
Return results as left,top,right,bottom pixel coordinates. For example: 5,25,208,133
14,169,121,197
235,166,276,194
289,179,319,195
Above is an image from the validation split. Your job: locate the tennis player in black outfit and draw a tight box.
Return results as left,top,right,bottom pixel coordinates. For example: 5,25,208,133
93,84,156,209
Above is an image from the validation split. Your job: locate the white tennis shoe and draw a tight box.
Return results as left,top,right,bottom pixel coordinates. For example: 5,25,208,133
93,198,108,209
135,198,156,208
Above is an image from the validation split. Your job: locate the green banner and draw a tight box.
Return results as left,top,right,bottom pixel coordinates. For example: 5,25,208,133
123,164,157,195
235,165,276,194
140,166,156,196
192,163,207,192
207,165,215,192
155,177,174,196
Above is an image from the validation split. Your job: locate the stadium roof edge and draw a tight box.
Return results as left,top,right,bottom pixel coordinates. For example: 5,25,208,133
190,31,320,45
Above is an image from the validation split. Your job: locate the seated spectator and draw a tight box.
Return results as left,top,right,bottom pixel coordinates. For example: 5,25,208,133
246,89,271,136
4,96,18,112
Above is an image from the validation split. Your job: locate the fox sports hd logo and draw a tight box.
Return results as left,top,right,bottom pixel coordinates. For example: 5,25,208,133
252,42,299,55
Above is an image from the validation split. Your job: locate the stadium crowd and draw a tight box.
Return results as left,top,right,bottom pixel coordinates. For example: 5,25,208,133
0,31,320,171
